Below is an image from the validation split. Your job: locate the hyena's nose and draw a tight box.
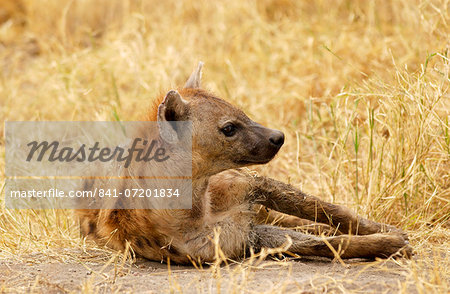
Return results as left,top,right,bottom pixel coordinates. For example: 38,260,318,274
269,131,285,148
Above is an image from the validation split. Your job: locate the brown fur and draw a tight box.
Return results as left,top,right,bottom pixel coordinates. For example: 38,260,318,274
77,64,412,264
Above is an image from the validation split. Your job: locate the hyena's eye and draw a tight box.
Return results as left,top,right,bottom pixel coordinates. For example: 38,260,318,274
221,123,237,137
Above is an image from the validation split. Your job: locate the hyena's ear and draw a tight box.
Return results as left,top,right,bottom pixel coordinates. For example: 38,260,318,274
183,61,204,89
157,90,189,143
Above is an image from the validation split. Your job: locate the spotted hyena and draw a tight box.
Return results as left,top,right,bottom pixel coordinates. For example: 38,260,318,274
77,62,412,264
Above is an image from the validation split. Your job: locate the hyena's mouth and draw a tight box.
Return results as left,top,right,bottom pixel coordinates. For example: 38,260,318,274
235,148,283,165
235,158,274,165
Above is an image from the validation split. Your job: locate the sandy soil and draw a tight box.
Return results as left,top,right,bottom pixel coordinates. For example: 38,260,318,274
0,249,418,293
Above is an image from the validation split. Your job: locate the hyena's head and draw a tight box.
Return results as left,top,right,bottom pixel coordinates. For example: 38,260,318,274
157,62,284,177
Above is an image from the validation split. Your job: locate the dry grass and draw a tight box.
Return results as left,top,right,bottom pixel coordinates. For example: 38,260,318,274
0,0,449,293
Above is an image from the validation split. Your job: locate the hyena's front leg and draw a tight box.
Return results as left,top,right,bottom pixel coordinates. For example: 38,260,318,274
255,206,339,236
249,176,407,238
252,225,412,259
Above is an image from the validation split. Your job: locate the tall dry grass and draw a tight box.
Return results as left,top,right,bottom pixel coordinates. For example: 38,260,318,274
0,0,449,292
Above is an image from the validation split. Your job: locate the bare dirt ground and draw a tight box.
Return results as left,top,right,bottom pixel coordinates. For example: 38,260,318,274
0,249,422,293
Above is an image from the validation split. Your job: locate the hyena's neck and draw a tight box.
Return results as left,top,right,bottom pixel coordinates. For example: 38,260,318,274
190,175,213,218
130,125,216,215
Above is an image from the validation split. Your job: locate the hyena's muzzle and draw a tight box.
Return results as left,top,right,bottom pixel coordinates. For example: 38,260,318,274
234,121,284,165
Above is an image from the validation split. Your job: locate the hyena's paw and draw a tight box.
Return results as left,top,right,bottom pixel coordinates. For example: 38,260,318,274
381,233,413,259
360,218,409,241
380,224,409,241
